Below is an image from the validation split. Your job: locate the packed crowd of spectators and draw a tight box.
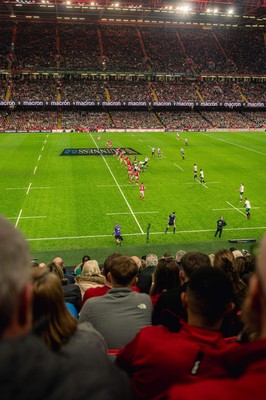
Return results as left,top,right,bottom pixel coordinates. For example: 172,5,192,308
108,81,154,102
13,22,57,70
110,111,163,129
215,29,266,75
241,82,266,103
4,211,264,399
140,27,189,73
59,24,101,71
201,110,256,129
61,111,111,131
0,21,265,76
101,25,145,72
154,81,199,102
4,110,58,131
158,110,210,130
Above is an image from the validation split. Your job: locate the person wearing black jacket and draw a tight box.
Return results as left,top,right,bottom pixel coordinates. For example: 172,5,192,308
215,216,227,238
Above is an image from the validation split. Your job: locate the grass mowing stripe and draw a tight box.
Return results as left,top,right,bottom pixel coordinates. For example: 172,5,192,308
89,133,144,234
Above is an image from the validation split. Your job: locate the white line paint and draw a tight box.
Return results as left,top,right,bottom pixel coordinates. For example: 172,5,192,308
139,139,143,142
6,187,27,190
38,155,41,161
46,135,49,138
195,179,208,189
44,140,47,143
41,146,44,151
9,216,47,220
89,133,144,234
174,163,184,171
97,184,133,187
202,133,266,156
185,182,220,185
33,166,37,175
106,211,159,215
213,207,260,211
226,201,246,217
26,182,32,195
31,187,51,190
15,209,23,228
26,225,266,242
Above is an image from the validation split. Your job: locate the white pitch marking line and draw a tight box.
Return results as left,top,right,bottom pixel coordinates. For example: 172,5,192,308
26,182,32,195
30,187,51,190
106,211,159,215
90,133,144,234
202,133,266,157
41,146,44,151
195,179,208,189
38,154,41,161
6,187,27,190
226,201,246,217
185,182,220,185
33,166,37,175
9,216,47,220
174,163,184,171
44,140,47,143
139,139,143,142
46,135,49,138
26,225,266,242
213,207,260,211
97,184,133,187
15,209,23,228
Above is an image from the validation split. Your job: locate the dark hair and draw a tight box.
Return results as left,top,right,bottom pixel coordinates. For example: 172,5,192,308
110,255,138,286
150,258,180,296
180,252,211,279
187,267,233,324
103,253,123,277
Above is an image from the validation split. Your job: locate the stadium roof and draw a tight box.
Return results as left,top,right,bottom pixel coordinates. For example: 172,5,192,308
0,0,265,26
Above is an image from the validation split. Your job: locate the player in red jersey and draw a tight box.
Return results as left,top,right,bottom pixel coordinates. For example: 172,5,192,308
128,165,134,182
139,183,145,200
135,170,140,185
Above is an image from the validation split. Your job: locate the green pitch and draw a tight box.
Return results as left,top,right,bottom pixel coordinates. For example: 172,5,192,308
0,130,265,265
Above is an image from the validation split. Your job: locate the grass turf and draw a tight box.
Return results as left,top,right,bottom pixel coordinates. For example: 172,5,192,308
0,130,265,265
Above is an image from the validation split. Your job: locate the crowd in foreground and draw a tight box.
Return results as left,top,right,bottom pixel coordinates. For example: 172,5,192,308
1,214,266,399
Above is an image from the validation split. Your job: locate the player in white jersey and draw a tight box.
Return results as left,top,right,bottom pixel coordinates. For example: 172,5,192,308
200,169,205,184
237,183,244,201
193,163,197,180
244,198,251,219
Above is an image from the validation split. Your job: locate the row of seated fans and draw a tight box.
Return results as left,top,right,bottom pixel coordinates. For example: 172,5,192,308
1,21,265,74
31,248,254,399
0,110,265,131
0,79,265,103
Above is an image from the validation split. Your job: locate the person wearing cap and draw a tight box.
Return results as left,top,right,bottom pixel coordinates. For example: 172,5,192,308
214,216,227,238
167,233,266,400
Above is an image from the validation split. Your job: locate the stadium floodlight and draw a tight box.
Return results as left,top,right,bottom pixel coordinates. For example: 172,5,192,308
227,8,234,15
213,9,219,13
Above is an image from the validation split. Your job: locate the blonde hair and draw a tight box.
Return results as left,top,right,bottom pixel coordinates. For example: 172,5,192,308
82,260,100,276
